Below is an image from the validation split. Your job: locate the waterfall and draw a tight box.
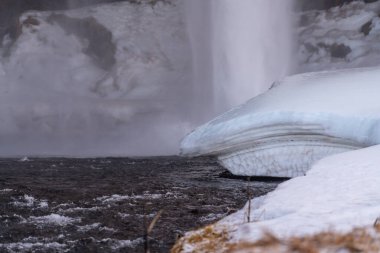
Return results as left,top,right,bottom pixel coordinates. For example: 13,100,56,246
185,0,295,115
0,0,295,156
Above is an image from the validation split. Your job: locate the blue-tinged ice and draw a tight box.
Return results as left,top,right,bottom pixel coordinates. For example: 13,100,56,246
181,67,380,177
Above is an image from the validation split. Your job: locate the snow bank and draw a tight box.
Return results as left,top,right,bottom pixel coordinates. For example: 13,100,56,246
175,145,380,251
226,145,380,239
181,67,380,176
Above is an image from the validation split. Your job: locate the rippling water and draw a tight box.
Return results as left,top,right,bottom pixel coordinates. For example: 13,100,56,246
0,157,285,252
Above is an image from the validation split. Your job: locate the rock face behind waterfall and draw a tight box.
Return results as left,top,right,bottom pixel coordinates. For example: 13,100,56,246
0,0,193,157
298,0,380,72
181,67,380,177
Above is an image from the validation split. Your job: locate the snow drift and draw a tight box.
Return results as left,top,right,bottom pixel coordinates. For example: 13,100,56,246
181,67,380,177
174,145,380,252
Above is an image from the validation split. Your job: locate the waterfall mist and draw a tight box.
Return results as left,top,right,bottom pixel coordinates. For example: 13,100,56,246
0,1,194,157
0,0,295,157
185,0,295,115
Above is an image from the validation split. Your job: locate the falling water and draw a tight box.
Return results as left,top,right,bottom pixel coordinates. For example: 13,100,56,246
0,0,295,157
185,0,295,114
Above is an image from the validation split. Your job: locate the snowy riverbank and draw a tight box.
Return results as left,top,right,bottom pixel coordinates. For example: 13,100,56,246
174,145,380,252
176,2,380,251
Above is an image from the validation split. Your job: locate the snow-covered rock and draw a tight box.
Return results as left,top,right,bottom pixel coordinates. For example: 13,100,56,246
175,145,380,252
299,1,380,72
181,67,380,177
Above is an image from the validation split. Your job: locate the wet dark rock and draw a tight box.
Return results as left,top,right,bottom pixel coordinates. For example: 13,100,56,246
22,16,40,27
329,43,352,58
361,20,373,36
1,0,174,38
47,14,116,70
299,12,319,27
298,0,379,11
302,42,319,55
317,42,352,58
219,170,290,182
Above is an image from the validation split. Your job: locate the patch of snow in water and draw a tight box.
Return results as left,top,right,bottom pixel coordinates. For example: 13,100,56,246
106,238,144,250
199,213,226,223
27,214,80,226
18,157,30,162
163,191,187,199
118,212,131,219
136,213,156,219
39,200,49,208
12,195,49,209
99,226,118,233
60,206,103,213
0,188,13,193
12,195,36,207
0,214,26,223
96,193,163,203
77,223,101,232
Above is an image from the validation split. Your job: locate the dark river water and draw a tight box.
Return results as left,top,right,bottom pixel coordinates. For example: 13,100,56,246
0,157,285,252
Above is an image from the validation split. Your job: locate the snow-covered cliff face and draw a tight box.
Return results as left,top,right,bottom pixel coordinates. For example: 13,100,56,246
298,0,380,72
0,1,194,156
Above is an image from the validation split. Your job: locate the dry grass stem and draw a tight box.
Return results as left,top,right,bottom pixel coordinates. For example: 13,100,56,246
145,209,164,253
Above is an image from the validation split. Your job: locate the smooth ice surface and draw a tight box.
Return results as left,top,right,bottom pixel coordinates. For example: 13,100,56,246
181,66,380,157
180,145,380,250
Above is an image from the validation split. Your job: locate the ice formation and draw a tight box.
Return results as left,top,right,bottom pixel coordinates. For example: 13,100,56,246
176,145,380,251
181,67,380,177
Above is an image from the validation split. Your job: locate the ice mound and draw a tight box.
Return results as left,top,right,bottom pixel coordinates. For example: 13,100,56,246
181,67,380,177
174,145,380,252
